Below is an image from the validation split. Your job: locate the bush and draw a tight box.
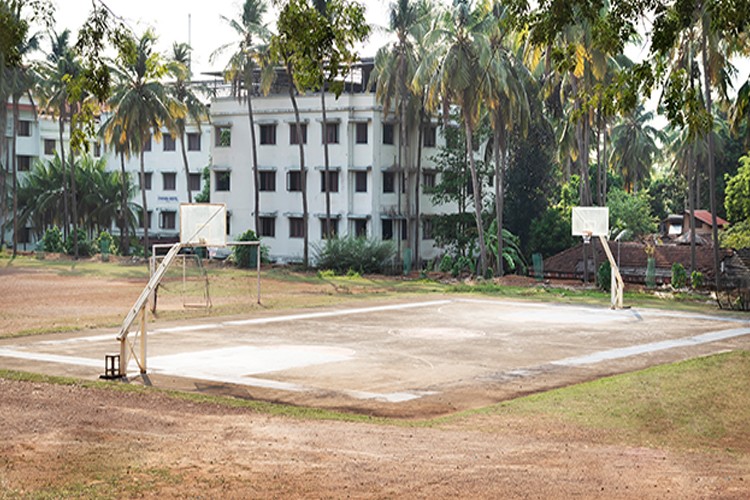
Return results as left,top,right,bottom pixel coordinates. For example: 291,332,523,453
671,262,688,288
597,260,612,292
95,230,117,255
314,237,395,275
41,226,64,253
691,270,704,288
438,254,453,273
233,230,268,268
65,228,93,257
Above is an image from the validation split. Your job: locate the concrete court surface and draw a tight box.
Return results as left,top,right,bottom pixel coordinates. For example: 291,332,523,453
1,296,750,417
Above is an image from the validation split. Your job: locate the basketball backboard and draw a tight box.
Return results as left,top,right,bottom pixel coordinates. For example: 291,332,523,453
571,207,609,237
180,203,227,246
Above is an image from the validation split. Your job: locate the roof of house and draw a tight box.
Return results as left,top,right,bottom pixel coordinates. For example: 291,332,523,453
688,210,729,227
542,240,731,282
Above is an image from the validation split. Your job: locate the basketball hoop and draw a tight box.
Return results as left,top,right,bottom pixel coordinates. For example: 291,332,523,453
582,231,592,244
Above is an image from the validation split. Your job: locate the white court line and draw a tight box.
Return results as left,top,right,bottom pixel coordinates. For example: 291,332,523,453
224,299,453,326
552,327,750,367
0,348,102,368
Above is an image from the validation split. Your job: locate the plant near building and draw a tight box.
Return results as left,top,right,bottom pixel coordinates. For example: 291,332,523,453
41,226,64,253
314,237,395,275
671,262,688,289
597,260,611,292
691,270,704,289
233,229,268,268
64,227,92,257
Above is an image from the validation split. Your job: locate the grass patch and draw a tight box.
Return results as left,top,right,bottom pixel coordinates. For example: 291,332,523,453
465,350,750,451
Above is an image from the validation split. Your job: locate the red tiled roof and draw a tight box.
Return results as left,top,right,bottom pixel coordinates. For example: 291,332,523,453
541,240,731,283
690,210,729,228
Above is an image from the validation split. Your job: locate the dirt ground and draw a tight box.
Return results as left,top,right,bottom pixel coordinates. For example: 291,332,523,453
1,262,749,498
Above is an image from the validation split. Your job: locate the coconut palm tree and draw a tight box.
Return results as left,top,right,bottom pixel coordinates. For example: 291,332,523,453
483,2,530,276
608,105,665,193
372,0,430,262
104,30,184,257
212,0,271,234
167,42,208,204
38,29,80,239
415,0,493,276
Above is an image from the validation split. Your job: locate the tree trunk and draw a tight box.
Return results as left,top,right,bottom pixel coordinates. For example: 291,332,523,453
69,141,78,259
0,100,6,247
120,151,129,255
179,128,192,203
139,147,149,258
493,128,503,276
464,117,487,277
701,25,721,291
58,107,69,238
688,143,697,273
602,119,608,205
288,76,309,267
415,106,424,271
11,94,19,257
247,91,260,234
320,88,332,239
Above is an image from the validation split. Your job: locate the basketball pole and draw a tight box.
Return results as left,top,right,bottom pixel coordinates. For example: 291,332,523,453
598,235,625,309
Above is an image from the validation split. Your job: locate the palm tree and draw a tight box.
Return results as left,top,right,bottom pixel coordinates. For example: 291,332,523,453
212,0,270,234
104,31,183,257
608,105,665,193
38,29,79,239
415,0,492,276
372,0,429,263
167,42,208,204
483,2,530,276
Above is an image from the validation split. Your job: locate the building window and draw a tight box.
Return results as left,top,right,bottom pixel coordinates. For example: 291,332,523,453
260,216,276,237
142,172,152,190
215,126,231,147
140,209,152,229
354,219,367,238
356,122,368,144
44,139,55,156
401,219,408,240
287,170,302,192
422,218,434,240
159,211,176,230
383,123,394,145
215,171,231,191
18,120,31,137
226,212,231,235
355,171,367,193
162,172,176,191
187,132,201,151
423,125,437,148
289,123,307,144
143,135,152,152
382,219,393,240
383,171,395,193
260,171,276,191
323,122,339,144
320,170,339,193
321,218,338,239
163,135,176,151
17,155,32,172
19,226,31,244
423,171,436,190
189,173,201,191
260,124,276,145
289,217,304,238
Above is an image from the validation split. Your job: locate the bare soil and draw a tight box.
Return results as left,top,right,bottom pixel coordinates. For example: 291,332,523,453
1,261,749,498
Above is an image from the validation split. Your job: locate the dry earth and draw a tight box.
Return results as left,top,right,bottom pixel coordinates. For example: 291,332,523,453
1,261,749,498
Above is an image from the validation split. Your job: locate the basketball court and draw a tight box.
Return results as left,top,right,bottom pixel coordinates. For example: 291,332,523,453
1,296,749,417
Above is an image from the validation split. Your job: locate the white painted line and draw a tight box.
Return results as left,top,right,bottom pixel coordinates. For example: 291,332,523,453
0,348,102,368
152,323,222,334
552,327,750,367
224,300,453,326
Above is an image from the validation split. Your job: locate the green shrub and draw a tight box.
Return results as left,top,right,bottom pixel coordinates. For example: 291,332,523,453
691,270,704,288
597,261,612,292
65,228,93,257
233,230,268,268
314,237,395,275
438,254,453,273
671,262,688,288
95,230,117,255
41,226,64,253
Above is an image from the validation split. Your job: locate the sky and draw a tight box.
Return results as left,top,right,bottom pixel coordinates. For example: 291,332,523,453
49,0,393,77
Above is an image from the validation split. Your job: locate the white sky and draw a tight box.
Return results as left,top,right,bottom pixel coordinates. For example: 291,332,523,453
47,0,393,77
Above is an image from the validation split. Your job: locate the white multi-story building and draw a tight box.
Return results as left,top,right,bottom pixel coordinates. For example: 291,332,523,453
2,98,211,249
209,63,451,264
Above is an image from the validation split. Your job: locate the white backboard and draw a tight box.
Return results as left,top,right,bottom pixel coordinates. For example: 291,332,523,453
180,203,227,246
572,207,609,237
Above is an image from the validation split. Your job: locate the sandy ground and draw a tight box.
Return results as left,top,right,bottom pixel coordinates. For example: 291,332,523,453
1,263,749,498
